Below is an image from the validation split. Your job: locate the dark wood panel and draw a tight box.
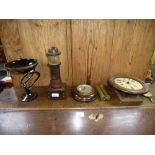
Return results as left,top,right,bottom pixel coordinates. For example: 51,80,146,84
0,108,155,135
0,86,155,135
0,86,153,110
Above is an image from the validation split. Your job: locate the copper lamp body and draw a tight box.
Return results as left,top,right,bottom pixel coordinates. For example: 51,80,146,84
47,47,66,99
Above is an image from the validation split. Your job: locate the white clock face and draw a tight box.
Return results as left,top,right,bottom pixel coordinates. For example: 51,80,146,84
114,78,143,90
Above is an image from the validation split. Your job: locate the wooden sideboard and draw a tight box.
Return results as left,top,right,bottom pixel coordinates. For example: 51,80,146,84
0,86,155,135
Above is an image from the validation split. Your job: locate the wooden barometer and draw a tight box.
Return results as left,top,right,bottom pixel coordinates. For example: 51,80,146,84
72,84,97,102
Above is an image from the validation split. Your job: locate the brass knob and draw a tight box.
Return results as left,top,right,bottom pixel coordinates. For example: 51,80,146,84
89,113,104,122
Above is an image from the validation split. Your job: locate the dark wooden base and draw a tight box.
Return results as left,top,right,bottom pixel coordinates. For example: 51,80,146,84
47,83,66,99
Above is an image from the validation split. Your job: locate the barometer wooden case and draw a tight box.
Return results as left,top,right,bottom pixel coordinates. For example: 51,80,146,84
72,84,97,102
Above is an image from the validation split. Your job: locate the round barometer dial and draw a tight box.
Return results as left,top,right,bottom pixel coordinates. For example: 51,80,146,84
77,84,93,96
72,84,97,102
109,75,149,94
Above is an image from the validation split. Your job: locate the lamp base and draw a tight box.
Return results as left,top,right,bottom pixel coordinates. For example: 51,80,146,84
48,83,66,99
20,92,38,102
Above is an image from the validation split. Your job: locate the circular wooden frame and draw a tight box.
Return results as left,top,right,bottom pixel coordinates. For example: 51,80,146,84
72,85,97,102
109,75,149,94
76,84,94,96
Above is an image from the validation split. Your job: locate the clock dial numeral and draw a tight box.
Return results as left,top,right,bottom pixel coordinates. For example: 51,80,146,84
114,78,143,90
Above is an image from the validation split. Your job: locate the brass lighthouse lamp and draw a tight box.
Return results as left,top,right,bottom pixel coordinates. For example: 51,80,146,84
47,47,66,99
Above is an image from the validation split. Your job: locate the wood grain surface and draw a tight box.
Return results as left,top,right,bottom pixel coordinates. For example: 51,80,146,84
0,86,155,134
0,19,155,87
0,20,70,87
71,20,155,85
0,40,6,63
1,108,155,134
0,86,154,110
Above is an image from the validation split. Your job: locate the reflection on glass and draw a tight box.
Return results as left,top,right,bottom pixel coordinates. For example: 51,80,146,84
48,55,60,65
